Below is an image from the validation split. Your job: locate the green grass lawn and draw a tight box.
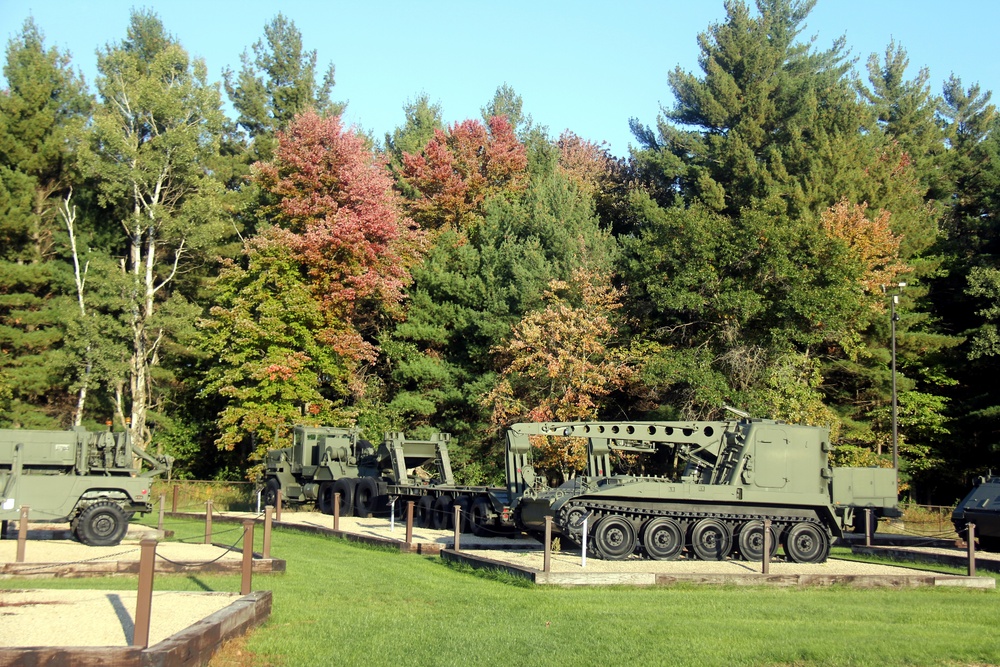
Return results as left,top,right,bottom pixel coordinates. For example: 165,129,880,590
3,517,999,667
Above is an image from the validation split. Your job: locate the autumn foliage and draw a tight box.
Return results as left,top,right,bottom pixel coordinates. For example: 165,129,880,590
401,115,528,230
254,110,425,367
486,270,634,483
820,199,910,300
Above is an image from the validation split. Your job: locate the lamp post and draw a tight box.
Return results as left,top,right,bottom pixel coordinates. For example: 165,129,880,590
885,282,906,470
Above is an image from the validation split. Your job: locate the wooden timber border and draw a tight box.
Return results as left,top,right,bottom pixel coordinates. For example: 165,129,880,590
440,549,996,589
0,590,271,667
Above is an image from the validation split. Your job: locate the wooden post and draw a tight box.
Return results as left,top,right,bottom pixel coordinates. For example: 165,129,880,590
275,490,282,522
263,506,273,560
333,493,340,531
968,522,977,577
543,516,553,573
453,504,461,552
15,505,29,563
865,508,872,548
132,538,156,648
157,494,165,531
405,500,414,547
762,520,771,575
171,485,179,513
241,520,254,595
204,499,213,544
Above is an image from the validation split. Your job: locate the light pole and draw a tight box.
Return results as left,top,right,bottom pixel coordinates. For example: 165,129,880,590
885,282,906,470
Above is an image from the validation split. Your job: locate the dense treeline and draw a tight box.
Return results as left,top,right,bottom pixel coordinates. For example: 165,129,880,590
1,1,997,502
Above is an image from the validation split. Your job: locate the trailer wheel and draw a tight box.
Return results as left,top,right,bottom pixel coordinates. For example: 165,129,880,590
354,478,379,518
415,495,434,528
262,478,280,509
470,498,493,536
332,479,356,517
690,518,733,561
77,502,129,547
978,535,1000,552
453,496,472,533
432,495,453,530
784,522,829,563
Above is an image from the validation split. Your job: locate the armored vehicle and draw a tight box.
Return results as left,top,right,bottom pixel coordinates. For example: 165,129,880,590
0,427,172,546
507,415,899,563
952,475,1000,552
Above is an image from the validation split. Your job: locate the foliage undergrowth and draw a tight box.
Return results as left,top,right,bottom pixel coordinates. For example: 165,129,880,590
2,518,998,667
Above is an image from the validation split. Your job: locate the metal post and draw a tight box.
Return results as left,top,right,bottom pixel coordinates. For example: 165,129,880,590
263,506,273,560
453,505,462,552
15,505,29,563
865,508,872,548
275,490,282,522
762,520,771,575
204,499,213,544
132,538,156,648
241,520,254,595
968,522,976,577
543,516,553,573
405,500,414,547
171,484,179,513
333,492,340,531
157,494,165,531
891,293,899,470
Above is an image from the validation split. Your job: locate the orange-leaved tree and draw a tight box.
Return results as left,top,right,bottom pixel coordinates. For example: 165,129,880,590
486,270,635,484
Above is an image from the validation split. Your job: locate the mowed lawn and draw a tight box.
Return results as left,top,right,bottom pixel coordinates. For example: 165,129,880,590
3,517,998,667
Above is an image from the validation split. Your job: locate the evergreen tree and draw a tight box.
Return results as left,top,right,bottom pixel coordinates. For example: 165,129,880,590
223,13,344,164
0,18,91,427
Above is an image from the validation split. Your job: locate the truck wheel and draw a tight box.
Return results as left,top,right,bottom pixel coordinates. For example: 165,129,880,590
317,482,334,515
262,478,280,509
332,479,356,517
978,535,1000,552
354,478,380,518
77,502,129,547
453,496,472,533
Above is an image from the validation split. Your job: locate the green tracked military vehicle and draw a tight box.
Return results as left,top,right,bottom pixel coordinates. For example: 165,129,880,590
0,427,172,546
507,414,899,563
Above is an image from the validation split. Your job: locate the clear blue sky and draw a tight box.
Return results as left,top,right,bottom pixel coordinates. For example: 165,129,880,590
2,1,998,157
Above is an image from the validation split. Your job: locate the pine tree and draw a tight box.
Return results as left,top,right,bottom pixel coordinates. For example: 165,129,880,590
0,18,91,427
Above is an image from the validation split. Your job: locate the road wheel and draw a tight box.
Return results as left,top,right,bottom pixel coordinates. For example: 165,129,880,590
592,515,638,560
332,478,357,517
641,517,685,560
690,518,733,561
354,478,380,517
77,502,129,547
737,520,778,561
784,522,830,563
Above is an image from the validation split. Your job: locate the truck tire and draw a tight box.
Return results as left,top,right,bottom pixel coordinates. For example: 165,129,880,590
332,479,356,517
470,498,493,537
317,482,334,515
354,478,379,517
432,495,454,530
262,478,280,509
77,502,129,547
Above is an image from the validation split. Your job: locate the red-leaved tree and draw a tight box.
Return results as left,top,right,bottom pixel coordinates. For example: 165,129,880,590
253,110,425,388
400,115,528,230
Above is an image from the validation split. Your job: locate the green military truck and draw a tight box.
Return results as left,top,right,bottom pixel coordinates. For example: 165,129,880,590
0,428,172,546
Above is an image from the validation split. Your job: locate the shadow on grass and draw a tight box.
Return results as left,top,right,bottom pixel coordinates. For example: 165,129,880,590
436,557,534,588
